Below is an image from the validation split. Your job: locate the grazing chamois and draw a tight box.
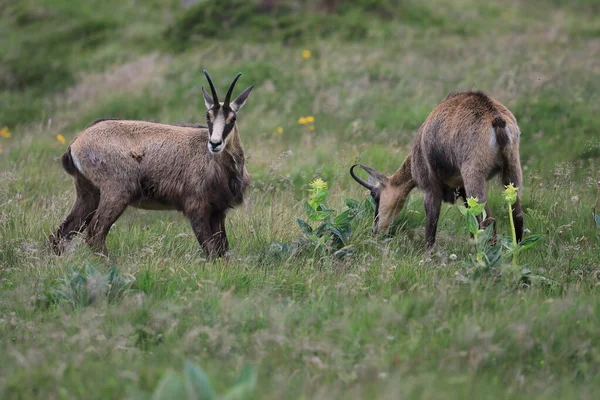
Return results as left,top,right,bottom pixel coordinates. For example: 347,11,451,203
350,91,524,249
50,70,253,259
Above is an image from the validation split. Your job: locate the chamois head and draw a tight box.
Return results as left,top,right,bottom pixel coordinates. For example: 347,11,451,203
202,70,254,154
350,158,414,234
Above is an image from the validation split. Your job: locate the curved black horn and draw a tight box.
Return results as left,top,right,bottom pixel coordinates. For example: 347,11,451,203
224,72,242,107
203,69,219,105
350,164,375,191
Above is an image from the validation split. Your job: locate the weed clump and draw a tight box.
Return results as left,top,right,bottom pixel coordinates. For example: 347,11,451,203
43,263,134,309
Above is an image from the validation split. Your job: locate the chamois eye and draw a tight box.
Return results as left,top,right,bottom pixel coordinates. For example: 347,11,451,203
370,191,378,200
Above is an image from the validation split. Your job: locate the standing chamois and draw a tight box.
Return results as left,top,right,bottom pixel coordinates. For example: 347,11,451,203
350,91,524,249
50,70,253,259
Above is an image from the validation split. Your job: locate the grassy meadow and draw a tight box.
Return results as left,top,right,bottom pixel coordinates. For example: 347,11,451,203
1,0,600,398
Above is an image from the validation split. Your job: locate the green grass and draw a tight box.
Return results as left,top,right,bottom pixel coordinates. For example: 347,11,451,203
1,0,600,398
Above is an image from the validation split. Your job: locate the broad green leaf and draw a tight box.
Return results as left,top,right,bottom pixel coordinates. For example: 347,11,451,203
363,196,375,214
333,209,354,228
457,205,468,216
594,212,600,227
184,360,215,400
518,234,543,251
314,221,331,236
308,189,329,210
469,203,486,217
467,213,479,235
344,197,361,210
297,218,313,235
222,366,257,400
308,209,335,222
151,370,185,400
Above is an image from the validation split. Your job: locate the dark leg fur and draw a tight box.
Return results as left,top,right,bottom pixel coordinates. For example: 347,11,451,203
462,174,496,238
423,191,442,250
186,207,223,260
50,175,100,255
86,192,130,256
209,211,228,257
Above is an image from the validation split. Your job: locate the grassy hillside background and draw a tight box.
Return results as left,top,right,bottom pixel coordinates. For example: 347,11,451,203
1,0,600,398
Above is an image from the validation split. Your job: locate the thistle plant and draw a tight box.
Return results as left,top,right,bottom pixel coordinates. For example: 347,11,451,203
457,185,544,282
296,178,359,253
137,361,256,400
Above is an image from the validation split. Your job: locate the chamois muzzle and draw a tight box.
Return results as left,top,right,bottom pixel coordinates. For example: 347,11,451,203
209,140,223,153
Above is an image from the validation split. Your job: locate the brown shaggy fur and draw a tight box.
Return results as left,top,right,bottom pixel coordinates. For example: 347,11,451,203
351,91,524,249
50,119,249,258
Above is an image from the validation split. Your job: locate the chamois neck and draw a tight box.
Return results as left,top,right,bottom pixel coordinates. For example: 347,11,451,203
389,154,414,188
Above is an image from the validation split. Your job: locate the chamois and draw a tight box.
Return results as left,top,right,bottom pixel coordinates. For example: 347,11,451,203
50,70,253,259
350,91,523,249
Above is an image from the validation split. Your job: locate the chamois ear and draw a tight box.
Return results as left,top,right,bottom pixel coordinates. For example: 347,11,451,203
361,165,388,187
231,85,254,112
202,87,214,110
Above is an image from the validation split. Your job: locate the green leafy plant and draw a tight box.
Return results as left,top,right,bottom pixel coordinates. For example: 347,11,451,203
144,361,256,400
296,178,360,254
457,185,551,285
44,263,134,308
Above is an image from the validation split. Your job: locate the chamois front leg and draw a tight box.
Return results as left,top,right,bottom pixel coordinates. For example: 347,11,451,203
209,211,228,257
186,206,222,259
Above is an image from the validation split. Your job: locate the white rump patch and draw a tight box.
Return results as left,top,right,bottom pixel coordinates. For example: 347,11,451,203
71,150,83,173
489,127,497,148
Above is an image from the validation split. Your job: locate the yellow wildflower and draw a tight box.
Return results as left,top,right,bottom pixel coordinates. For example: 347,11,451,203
309,178,327,191
306,116,314,123
0,127,11,138
308,125,315,131
302,49,311,60
276,126,284,135
503,183,518,205
56,134,66,145
466,197,479,208
298,117,307,125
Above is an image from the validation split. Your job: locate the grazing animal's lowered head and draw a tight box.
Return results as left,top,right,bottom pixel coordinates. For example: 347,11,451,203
50,70,254,259
202,70,253,154
350,156,415,234
350,91,524,250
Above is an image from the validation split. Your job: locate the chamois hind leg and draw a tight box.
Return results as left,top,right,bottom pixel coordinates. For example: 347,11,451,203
423,190,442,250
462,172,495,237
86,191,130,256
209,211,228,257
502,160,524,243
50,174,100,255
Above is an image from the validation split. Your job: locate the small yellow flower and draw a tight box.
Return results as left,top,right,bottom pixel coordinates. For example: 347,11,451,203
309,178,327,191
276,126,284,134
302,49,311,60
298,117,307,125
466,197,480,208
0,127,11,138
503,183,518,205
306,116,315,123
308,125,315,131
56,134,66,145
